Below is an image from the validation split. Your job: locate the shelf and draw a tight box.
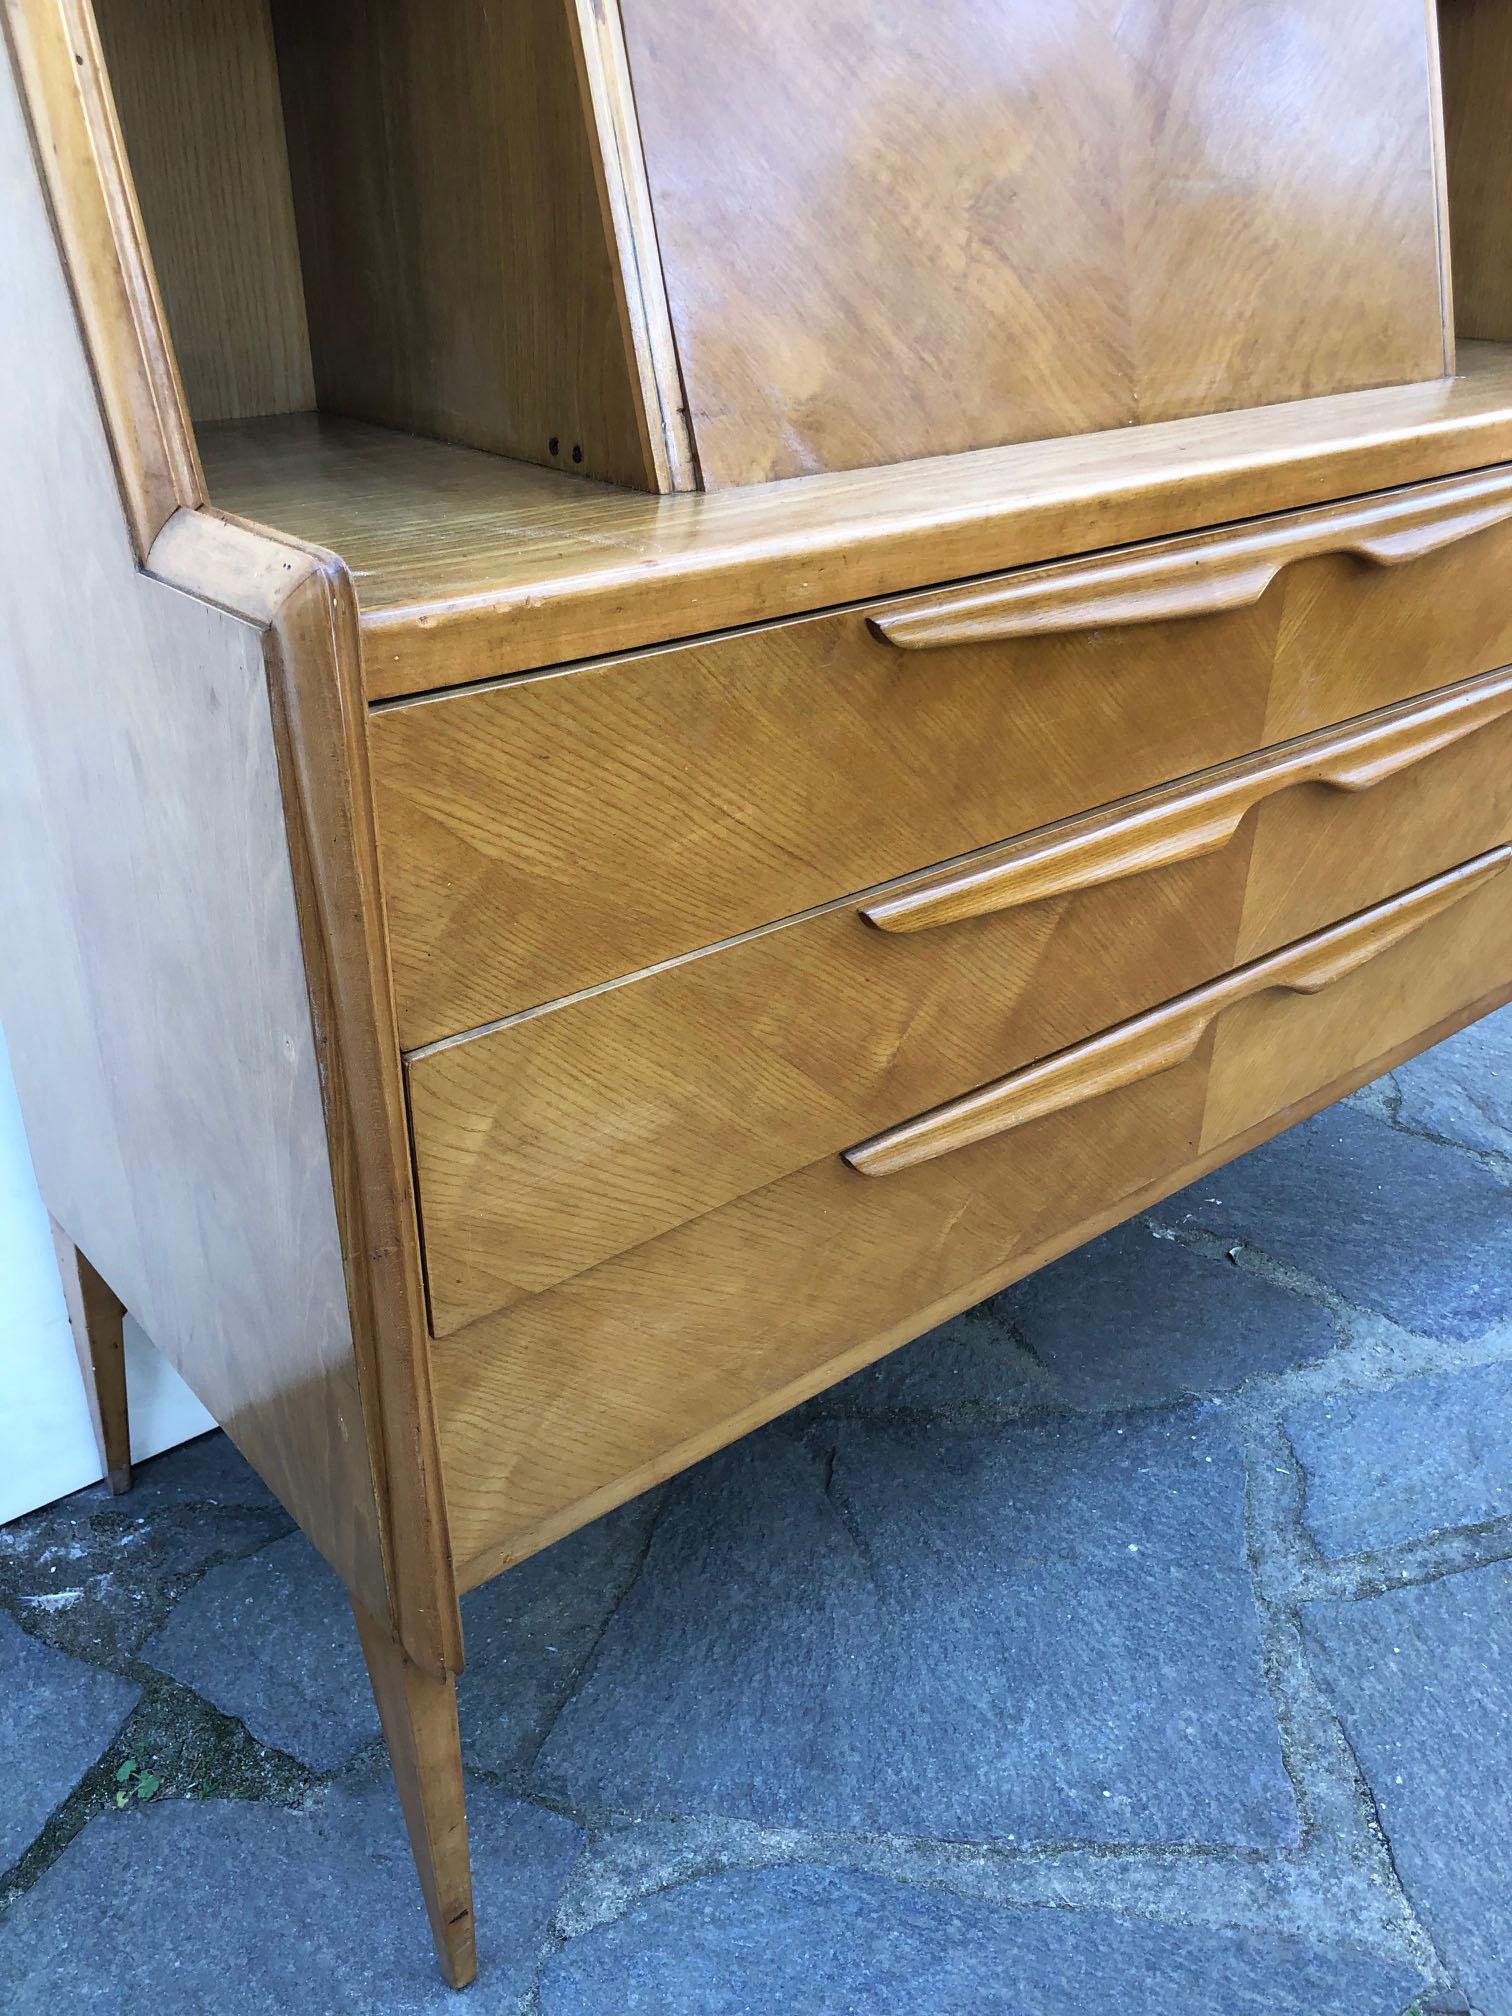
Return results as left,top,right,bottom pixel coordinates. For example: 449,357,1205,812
201,344,1512,702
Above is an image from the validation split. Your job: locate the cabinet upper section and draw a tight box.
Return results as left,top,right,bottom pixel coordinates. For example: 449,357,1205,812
618,0,1454,485
26,1,1512,500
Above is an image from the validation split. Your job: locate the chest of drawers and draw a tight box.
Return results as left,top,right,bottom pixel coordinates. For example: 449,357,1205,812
4,0,1512,1988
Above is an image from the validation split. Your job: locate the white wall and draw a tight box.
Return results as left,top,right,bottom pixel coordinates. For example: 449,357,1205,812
0,1026,213,1524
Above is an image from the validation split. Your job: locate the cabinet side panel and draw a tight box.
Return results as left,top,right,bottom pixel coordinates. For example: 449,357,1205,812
0,44,386,1610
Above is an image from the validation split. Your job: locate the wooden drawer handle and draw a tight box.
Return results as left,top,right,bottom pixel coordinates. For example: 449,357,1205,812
863,667,1512,934
870,466,1512,651
844,849,1509,1177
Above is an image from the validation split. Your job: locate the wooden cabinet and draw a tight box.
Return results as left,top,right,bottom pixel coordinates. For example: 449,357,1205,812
4,0,1511,1989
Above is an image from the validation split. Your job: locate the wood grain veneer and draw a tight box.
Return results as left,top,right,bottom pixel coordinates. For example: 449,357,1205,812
92,0,313,424
197,350,1512,697
406,676,1512,1331
12,0,1512,1986
0,43,389,1613
372,470,1512,1044
865,669,1512,935
1440,0,1512,343
269,0,659,490
616,0,1451,485
847,853,1508,1175
2,0,458,1677
433,859,1512,1583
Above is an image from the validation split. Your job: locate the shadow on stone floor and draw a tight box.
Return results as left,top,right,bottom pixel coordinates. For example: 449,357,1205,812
1,1007,1508,2014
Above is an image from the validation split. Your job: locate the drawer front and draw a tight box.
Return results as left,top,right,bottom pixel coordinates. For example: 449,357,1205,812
410,670,1512,1335
433,854,1512,1578
374,466,1512,1046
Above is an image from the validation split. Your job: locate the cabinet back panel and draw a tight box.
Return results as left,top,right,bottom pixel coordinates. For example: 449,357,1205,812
1440,0,1512,342
619,0,1453,487
93,0,314,424
270,0,658,489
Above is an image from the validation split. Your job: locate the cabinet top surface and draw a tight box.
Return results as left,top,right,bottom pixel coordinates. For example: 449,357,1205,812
202,345,1512,700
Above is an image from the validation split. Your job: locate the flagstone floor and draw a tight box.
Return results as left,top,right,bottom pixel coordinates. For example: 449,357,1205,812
2,1008,1509,2014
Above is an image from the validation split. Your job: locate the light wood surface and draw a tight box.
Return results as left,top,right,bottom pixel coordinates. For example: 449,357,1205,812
270,0,658,490
617,0,1450,486
373,467,1512,1043
406,681,1512,1329
434,862,1512,1584
407,819,1251,1332
92,0,313,423
153,510,462,1677
848,853,1508,1176
50,1218,131,1494
353,1597,476,1991
16,0,1512,1983
0,48,388,1615
3,13,457,1677
567,0,696,491
1440,0,1512,342
869,467,1512,649
197,349,1512,697
2,0,203,554
867,667,1512,934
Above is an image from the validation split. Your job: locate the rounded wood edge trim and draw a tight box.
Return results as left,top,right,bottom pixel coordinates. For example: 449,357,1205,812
4,0,203,556
147,505,464,1678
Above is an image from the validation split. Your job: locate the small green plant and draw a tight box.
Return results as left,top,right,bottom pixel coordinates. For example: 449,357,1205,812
112,1757,162,1808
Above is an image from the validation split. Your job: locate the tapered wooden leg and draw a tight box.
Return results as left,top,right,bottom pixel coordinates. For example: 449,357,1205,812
49,1217,131,1494
352,1596,477,1989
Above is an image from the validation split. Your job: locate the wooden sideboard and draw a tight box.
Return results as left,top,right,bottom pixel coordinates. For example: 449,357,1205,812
4,0,1511,1987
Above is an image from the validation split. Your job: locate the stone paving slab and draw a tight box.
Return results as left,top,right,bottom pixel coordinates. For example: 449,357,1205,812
1390,1010,1512,1162
536,1411,1298,1848
1003,1215,1338,1408
538,1866,1422,2016
0,1778,584,2015
459,1492,663,1777
140,1531,378,1771
5,1004,1511,2009
1302,1561,1512,2016
796,1295,1051,1418
0,1613,137,1873
1287,1363,1512,1560
0,1490,288,1668
119,1430,285,1515
1156,1105,1512,1338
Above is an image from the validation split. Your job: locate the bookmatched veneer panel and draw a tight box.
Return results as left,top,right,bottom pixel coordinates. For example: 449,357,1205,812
406,668,1512,1333
373,467,1512,1044
410,823,1253,1333
432,855,1512,1581
618,0,1452,485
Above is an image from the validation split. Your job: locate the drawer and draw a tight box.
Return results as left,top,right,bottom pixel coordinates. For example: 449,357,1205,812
410,668,1512,1335
373,465,1512,1046
433,850,1512,1577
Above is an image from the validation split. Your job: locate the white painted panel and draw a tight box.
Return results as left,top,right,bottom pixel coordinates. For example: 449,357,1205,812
0,1026,213,1525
